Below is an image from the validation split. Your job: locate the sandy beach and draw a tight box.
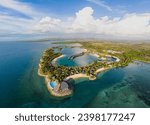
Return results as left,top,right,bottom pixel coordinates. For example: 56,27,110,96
112,56,120,62
83,48,87,52
65,67,108,81
38,64,47,77
38,63,108,97
65,73,90,80
38,52,110,97
95,67,108,74
38,63,73,97
93,53,100,58
39,72,72,97
51,55,65,66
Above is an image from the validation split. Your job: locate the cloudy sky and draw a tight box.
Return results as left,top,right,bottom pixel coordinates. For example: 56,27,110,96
0,0,150,40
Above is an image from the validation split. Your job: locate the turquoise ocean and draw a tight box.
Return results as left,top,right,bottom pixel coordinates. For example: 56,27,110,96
0,41,149,108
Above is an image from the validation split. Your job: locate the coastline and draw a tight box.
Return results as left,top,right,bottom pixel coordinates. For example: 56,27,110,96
83,48,87,52
93,53,100,58
65,73,90,80
38,62,109,97
95,67,108,74
38,64,46,77
38,47,114,97
51,55,65,66
38,64,72,97
51,48,87,66
45,76,73,97
65,67,109,81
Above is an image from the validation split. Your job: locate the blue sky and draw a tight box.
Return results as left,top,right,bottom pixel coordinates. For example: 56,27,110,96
0,0,150,40
17,0,150,17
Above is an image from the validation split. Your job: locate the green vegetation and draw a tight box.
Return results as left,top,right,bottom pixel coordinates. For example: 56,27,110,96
39,41,150,84
78,42,150,66
39,48,111,83
54,41,150,65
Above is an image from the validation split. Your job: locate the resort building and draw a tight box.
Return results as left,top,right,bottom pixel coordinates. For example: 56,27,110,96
60,81,69,92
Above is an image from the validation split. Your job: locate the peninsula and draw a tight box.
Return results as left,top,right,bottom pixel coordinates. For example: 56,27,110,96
38,41,150,97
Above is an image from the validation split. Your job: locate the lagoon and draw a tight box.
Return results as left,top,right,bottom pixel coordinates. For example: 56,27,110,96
56,54,98,67
55,47,118,67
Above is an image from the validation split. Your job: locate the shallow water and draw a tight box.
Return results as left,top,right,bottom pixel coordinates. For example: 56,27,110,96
0,41,149,108
56,47,98,66
86,62,150,108
57,47,118,66
56,54,98,67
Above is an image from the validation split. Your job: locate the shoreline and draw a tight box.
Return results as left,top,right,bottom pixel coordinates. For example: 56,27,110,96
95,67,108,74
38,64,47,77
51,48,99,66
83,48,87,52
65,67,109,81
51,55,65,66
38,64,73,97
45,76,73,97
38,62,109,97
52,48,88,63
38,47,113,97
65,73,90,80
93,53,100,58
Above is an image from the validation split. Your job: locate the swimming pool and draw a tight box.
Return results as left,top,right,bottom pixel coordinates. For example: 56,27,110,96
50,82,56,88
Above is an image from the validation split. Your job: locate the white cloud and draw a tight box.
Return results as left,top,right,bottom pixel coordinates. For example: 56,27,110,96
1,4,150,39
96,14,150,35
33,17,62,33
31,7,150,38
68,7,150,36
0,14,34,34
71,7,96,33
0,0,44,34
86,0,112,11
113,13,150,35
0,0,43,18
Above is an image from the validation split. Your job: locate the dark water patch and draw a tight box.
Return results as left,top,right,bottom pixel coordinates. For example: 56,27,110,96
86,62,150,108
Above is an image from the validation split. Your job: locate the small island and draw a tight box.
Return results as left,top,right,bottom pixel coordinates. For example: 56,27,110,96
38,45,122,97
38,41,150,97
